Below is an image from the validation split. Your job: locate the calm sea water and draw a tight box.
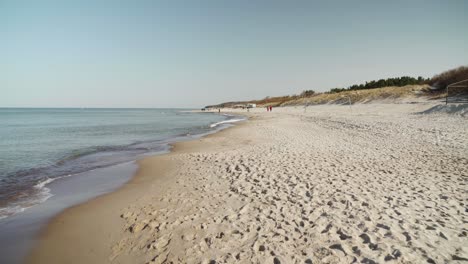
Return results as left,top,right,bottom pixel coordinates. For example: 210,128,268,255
0,108,236,219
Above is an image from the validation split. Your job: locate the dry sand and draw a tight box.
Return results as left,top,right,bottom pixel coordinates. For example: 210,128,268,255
28,103,467,264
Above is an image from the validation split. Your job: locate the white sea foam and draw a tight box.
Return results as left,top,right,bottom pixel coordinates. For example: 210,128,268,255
34,177,56,189
0,205,26,220
210,118,245,128
0,176,73,220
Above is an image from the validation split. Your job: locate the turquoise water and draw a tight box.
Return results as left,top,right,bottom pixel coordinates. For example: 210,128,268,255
0,108,232,219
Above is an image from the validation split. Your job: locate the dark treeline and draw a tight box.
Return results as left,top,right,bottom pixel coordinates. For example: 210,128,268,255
428,66,468,89
326,66,468,94
327,76,428,94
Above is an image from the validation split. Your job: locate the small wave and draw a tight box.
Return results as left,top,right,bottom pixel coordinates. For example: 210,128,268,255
34,177,56,189
0,176,71,220
210,118,245,128
0,186,52,220
57,145,130,165
0,205,26,220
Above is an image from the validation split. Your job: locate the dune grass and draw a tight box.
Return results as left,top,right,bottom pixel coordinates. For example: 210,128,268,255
278,85,435,106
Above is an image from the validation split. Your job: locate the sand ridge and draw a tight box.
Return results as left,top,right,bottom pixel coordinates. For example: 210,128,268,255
29,104,467,264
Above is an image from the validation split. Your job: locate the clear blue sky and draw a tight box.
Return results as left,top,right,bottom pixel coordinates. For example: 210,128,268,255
1,0,467,108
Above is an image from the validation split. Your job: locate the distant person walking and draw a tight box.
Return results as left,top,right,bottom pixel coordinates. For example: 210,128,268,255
266,106,269,112
269,106,273,111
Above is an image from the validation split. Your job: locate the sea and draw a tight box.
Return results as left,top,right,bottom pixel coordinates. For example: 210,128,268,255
0,108,243,264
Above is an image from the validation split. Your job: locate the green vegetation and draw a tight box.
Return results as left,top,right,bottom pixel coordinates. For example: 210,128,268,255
329,88,347,94
327,76,428,94
324,66,467,95
205,65,467,108
350,76,428,90
284,85,429,106
300,90,316,97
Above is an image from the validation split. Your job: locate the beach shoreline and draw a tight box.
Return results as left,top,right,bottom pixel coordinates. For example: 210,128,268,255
27,103,467,263
0,110,242,264
26,116,250,264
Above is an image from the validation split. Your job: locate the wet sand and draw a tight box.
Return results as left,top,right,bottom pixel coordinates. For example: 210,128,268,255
0,162,137,264
27,103,467,263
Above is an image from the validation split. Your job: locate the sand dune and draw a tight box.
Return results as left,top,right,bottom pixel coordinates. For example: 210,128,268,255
29,103,467,264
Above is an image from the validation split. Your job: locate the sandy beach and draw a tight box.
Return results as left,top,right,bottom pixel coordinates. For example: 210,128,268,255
27,103,467,264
